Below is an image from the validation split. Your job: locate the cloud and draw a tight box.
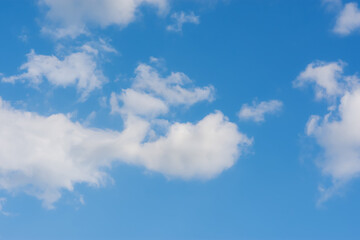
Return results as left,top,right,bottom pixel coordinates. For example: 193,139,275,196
1,46,107,101
296,61,360,203
0,60,251,208
322,0,343,11
139,111,251,179
166,11,200,32
324,1,360,35
110,61,214,118
238,100,283,123
294,61,345,100
0,98,250,208
110,90,169,118
133,63,214,105
0,198,10,216
39,0,169,38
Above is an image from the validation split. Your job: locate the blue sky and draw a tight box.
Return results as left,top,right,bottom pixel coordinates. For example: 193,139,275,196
1,0,360,239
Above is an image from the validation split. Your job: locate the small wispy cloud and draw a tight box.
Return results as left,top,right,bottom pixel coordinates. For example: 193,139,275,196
238,100,283,123
322,0,342,11
0,198,10,216
167,11,200,33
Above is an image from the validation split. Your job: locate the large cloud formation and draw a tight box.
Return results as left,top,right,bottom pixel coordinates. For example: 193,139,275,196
0,62,251,208
295,60,360,202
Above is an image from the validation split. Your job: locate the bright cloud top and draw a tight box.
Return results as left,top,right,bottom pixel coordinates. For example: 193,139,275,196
167,11,200,32
295,61,360,202
238,100,283,123
39,0,169,38
1,46,107,101
0,62,251,208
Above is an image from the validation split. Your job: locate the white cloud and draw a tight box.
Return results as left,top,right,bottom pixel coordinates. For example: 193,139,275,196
81,39,118,55
110,90,169,118
1,48,107,101
331,2,360,35
139,111,252,179
132,63,214,105
110,61,214,118
294,61,345,100
238,100,283,123
39,0,169,38
0,97,250,208
297,61,360,203
166,11,200,32
0,60,250,208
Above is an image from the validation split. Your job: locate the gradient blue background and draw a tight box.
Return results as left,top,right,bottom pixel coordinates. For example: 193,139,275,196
1,0,360,239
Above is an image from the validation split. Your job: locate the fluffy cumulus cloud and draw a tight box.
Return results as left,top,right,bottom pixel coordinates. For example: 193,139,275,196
39,0,169,38
294,61,345,100
238,100,283,122
0,62,251,208
1,46,107,101
295,60,360,202
139,111,250,179
111,61,214,118
166,11,200,32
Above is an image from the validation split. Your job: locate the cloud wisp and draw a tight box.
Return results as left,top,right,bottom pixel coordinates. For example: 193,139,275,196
0,198,10,216
166,11,200,32
238,100,283,123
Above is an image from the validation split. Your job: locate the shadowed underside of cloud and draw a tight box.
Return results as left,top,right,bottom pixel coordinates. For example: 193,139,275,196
295,60,360,203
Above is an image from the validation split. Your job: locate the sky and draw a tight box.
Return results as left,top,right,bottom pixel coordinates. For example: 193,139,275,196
1,0,360,239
